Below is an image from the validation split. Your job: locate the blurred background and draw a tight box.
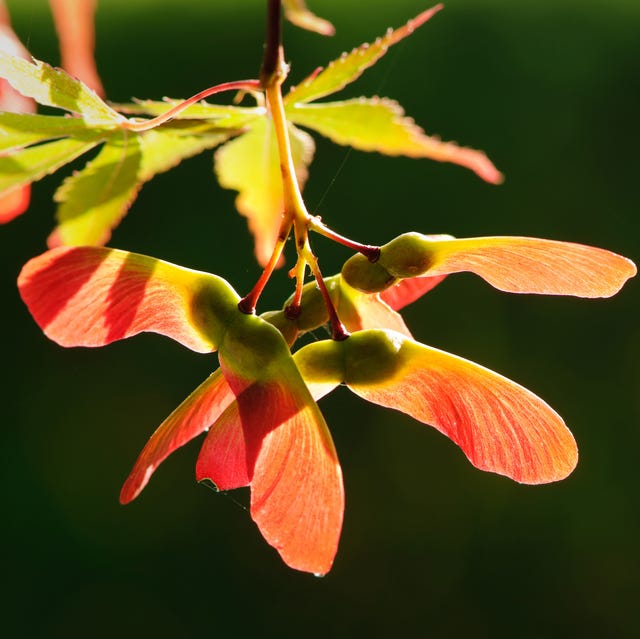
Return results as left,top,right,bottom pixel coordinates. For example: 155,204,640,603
2,0,639,636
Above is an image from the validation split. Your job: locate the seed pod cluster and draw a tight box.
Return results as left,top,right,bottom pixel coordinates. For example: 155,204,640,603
342,232,451,292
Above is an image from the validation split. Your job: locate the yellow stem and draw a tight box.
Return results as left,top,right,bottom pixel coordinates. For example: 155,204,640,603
262,50,318,320
285,254,308,318
263,57,310,237
261,49,349,340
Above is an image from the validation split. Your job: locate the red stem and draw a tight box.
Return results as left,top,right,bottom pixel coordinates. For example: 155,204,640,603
121,79,262,132
310,218,380,262
309,259,350,341
238,223,291,314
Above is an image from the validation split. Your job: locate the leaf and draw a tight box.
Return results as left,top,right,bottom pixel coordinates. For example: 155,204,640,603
283,0,335,36
0,112,96,153
0,50,124,126
285,4,443,105
0,186,30,223
51,132,143,246
49,126,233,246
120,369,236,504
49,0,104,97
0,26,36,223
0,19,36,114
138,126,232,182
288,97,503,183
214,117,315,266
18,246,240,353
421,236,638,298
0,135,103,196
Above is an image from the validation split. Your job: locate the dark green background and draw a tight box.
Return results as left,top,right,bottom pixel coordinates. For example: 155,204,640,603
2,1,639,636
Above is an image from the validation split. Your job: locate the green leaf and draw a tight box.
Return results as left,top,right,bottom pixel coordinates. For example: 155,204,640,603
114,99,263,128
285,5,443,105
52,133,143,246
138,127,233,182
50,125,232,246
214,118,315,266
0,136,103,196
0,112,97,153
0,51,124,126
287,97,503,183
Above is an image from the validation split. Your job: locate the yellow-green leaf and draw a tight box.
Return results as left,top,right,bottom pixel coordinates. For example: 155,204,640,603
287,97,503,183
0,50,124,126
52,133,142,246
285,5,442,105
0,136,102,196
214,118,315,266
138,127,232,182
0,112,96,153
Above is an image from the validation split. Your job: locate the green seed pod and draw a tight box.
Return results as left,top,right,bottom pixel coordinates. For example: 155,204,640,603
378,232,433,278
261,310,299,346
279,276,336,333
189,274,242,348
220,311,292,381
295,329,405,388
341,252,397,293
295,278,332,331
343,329,404,385
294,338,345,388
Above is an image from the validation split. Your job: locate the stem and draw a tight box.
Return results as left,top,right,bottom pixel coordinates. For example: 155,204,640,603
306,252,350,341
309,217,381,262
252,1,347,341
121,80,262,132
260,0,282,86
238,221,292,314
265,81,309,230
285,256,307,319
239,1,302,316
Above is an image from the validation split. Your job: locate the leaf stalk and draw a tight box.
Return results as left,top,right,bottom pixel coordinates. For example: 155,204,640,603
121,80,261,132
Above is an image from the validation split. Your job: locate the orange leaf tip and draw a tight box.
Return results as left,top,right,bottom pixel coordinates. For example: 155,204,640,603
0,185,30,223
